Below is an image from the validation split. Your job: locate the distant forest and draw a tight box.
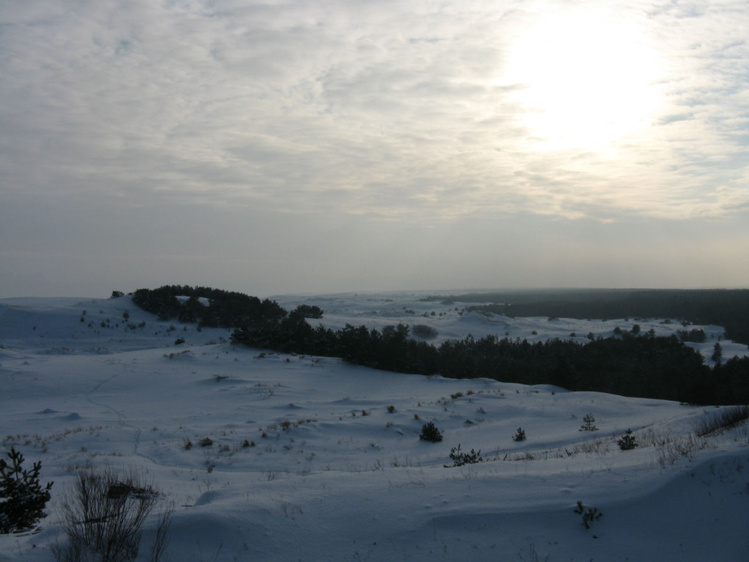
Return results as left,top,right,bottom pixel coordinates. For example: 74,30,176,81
131,286,749,406
423,289,749,345
131,285,287,327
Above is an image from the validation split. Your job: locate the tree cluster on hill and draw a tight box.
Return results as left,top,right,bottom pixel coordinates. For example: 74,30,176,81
677,328,707,343
425,289,749,345
131,285,286,328
231,318,749,406
131,286,749,406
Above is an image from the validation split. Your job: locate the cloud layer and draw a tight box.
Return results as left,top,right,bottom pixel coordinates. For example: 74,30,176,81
1,0,748,296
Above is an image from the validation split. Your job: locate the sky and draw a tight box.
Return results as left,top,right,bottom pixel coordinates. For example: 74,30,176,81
1,0,748,298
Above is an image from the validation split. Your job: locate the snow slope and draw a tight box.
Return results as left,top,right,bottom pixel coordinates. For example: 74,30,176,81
1,293,747,561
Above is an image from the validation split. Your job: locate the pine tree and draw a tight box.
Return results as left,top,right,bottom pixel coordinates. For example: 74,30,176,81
419,422,443,442
580,413,598,431
618,429,639,451
0,448,53,533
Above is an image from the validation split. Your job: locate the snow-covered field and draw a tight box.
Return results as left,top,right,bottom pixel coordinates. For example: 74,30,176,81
1,292,748,561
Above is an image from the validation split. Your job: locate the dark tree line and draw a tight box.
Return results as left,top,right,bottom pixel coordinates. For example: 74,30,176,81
426,289,749,345
131,286,749,406
231,318,749,406
131,285,286,328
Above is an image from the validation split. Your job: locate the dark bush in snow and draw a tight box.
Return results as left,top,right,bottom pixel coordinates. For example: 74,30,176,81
448,445,482,467
419,422,443,443
0,448,53,533
618,429,639,451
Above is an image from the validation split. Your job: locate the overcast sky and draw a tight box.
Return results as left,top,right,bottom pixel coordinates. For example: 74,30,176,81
1,0,748,298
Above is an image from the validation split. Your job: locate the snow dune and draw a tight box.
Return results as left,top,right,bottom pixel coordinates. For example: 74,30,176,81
0,293,747,561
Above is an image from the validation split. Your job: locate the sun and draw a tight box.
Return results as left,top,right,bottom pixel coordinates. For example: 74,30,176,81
500,7,663,151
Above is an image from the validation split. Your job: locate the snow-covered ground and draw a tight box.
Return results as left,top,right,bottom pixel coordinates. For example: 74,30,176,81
1,293,747,561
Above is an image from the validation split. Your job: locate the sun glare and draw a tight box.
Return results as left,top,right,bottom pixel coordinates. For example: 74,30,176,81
501,7,663,152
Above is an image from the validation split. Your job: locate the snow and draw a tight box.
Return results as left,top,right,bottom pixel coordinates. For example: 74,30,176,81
1,293,747,561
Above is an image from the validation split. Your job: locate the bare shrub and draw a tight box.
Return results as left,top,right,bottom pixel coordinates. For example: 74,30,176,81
654,434,706,467
518,542,550,562
55,468,172,562
572,437,611,456
695,406,749,437
148,502,174,562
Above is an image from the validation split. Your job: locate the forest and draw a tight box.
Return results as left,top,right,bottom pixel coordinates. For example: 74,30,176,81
131,285,286,327
423,289,749,344
132,286,749,406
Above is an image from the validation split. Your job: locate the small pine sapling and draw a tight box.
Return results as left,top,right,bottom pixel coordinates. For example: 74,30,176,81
618,429,639,451
419,422,443,442
0,448,53,533
580,413,598,431
447,445,482,467
512,427,526,442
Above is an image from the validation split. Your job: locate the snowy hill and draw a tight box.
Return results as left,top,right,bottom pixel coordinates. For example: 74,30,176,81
1,293,747,561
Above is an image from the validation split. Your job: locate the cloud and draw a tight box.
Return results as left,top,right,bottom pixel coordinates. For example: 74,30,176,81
0,0,748,296
3,0,747,218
